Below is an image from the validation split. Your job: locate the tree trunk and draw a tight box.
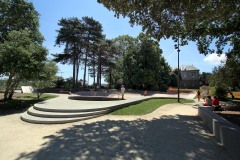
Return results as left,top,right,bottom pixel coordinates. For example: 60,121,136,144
83,52,88,88
109,69,112,89
4,75,19,100
72,54,76,89
97,54,101,88
72,44,77,89
93,64,96,91
76,62,79,87
99,65,102,87
4,74,14,100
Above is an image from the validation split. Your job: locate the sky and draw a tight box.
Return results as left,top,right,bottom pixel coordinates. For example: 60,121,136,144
30,0,227,83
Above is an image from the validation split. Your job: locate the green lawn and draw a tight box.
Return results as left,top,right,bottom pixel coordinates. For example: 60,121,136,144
110,98,194,115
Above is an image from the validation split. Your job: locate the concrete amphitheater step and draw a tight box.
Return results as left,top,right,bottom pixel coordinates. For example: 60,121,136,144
21,112,104,124
27,106,111,118
33,103,114,112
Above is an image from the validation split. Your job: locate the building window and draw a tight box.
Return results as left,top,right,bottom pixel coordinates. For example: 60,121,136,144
183,73,186,78
192,73,195,78
193,83,195,87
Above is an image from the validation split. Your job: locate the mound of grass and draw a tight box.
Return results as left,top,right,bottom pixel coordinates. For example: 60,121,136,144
111,98,194,115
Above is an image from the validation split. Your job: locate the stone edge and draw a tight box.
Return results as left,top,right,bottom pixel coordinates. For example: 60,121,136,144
198,107,240,160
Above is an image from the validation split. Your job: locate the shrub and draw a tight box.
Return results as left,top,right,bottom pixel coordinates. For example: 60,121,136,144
160,84,168,92
211,86,228,99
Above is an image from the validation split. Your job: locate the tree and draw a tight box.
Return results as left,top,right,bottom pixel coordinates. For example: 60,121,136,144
0,30,48,100
100,39,118,88
31,61,58,98
209,59,240,99
0,0,58,101
54,17,105,89
98,0,239,52
200,72,211,86
105,35,137,88
54,17,83,89
122,33,171,89
0,0,41,43
82,17,104,87
98,0,240,82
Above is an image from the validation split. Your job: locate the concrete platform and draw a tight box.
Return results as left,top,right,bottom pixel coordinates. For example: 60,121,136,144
21,92,196,124
1,92,234,160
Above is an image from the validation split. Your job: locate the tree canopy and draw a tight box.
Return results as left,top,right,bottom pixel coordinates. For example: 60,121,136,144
106,33,172,90
54,17,106,88
98,0,240,55
98,0,240,90
0,0,57,100
0,0,42,43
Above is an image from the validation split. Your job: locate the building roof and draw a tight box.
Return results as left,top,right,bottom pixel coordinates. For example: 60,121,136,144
172,65,199,71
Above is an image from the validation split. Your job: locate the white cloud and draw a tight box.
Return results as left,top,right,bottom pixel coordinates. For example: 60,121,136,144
203,53,227,65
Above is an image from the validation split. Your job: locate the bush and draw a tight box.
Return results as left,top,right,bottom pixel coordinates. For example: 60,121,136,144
160,84,168,92
211,86,228,99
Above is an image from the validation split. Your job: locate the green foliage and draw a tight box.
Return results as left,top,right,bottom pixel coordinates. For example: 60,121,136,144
211,86,228,99
0,30,49,100
98,0,240,84
110,98,194,115
31,61,58,98
98,0,239,56
0,0,50,101
210,63,240,90
0,0,41,43
122,33,171,89
200,72,211,86
159,84,168,92
54,17,106,88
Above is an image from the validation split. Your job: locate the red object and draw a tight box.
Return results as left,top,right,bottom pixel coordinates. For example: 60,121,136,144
212,98,219,106
197,90,201,101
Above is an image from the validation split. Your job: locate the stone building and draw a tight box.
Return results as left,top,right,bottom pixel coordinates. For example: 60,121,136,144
179,65,200,89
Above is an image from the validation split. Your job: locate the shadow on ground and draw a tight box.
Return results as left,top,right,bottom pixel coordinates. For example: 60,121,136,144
16,115,231,160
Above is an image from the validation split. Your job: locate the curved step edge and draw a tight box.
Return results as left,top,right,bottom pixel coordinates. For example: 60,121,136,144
21,112,104,124
33,104,113,113
27,106,111,118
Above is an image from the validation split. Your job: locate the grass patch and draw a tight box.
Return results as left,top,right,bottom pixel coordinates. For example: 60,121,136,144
110,98,194,115
0,93,57,115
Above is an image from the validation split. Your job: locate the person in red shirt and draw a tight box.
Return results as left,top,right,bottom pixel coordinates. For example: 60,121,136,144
212,96,222,111
197,90,201,102
212,96,220,106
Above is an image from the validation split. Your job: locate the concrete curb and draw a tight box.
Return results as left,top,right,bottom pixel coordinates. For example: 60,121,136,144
198,107,240,160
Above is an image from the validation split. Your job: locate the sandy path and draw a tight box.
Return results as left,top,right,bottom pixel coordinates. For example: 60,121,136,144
0,99,232,160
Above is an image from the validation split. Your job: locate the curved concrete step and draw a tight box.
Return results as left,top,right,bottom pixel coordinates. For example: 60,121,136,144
21,112,104,124
27,106,111,118
34,103,113,112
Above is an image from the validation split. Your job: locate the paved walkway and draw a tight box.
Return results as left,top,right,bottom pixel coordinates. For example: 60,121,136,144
0,93,233,160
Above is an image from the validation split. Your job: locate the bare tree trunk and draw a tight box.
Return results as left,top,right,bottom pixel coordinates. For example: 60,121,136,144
72,54,76,89
97,54,101,88
109,69,112,89
99,65,102,87
93,61,96,91
76,61,79,87
83,52,88,88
